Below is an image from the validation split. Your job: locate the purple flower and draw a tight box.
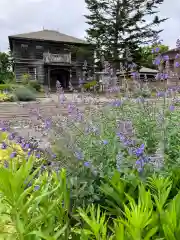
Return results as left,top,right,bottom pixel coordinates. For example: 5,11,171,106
75,151,84,160
175,54,180,59
10,152,17,158
155,47,160,53
4,161,9,168
79,79,84,84
0,127,7,132
175,62,180,68
36,153,41,159
153,57,161,65
52,154,56,159
34,185,40,191
84,161,91,168
16,137,24,144
169,105,175,111
157,91,165,97
112,100,121,107
152,49,154,53
135,144,145,157
1,142,7,149
102,140,108,145
163,55,169,61
24,143,30,150
131,72,138,79
45,119,51,129
8,133,15,140
27,151,32,157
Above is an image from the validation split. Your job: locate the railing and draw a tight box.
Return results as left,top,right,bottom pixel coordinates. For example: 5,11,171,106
43,52,71,64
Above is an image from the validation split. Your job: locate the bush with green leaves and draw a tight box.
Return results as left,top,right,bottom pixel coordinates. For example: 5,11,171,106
14,86,36,101
28,80,41,92
1,156,180,239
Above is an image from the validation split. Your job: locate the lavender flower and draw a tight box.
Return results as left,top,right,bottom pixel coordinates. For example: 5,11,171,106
8,133,15,140
155,47,160,53
75,151,84,160
175,54,180,59
135,144,145,157
4,161,9,168
163,55,169,61
34,185,40,191
102,140,108,145
153,57,161,65
169,105,175,111
175,62,180,68
84,161,91,168
1,142,7,149
10,152,17,158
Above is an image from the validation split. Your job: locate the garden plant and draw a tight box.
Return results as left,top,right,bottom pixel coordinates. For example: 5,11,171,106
1,42,180,239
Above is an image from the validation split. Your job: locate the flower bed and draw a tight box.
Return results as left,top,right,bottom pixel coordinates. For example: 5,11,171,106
0,92,14,102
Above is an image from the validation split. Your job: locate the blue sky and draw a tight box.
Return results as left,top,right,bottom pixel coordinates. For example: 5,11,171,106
0,0,179,51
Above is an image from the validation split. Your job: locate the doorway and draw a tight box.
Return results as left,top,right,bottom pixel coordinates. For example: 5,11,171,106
50,68,70,90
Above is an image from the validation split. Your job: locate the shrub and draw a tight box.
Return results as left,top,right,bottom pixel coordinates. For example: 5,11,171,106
21,73,31,85
0,84,13,91
28,80,41,92
0,92,15,102
14,86,36,101
84,80,97,90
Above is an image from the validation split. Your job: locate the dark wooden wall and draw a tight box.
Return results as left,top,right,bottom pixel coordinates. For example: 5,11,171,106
11,38,94,85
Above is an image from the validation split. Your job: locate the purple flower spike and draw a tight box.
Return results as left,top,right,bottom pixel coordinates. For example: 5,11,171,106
155,47,160,53
169,105,175,111
75,151,84,160
175,62,180,68
102,140,108,145
1,142,7,149
36,153,41,159
0,127,7,132
27,151,32,157
25,143,30,150
84,161,91,168
4,161,9,168
163,55,169,61
175,54,180,59
34,185,40,191
135,144,145,157
8,133,15,140
10,152,17,158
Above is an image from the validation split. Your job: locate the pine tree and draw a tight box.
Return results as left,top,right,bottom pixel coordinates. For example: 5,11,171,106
85,0,167,68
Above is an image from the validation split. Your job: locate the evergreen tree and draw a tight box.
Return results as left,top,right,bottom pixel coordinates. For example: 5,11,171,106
85,0,167,68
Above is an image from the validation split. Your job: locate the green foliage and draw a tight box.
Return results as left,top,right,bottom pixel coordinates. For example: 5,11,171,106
14,86,36,101
140,44,169,69
132,88,151,98
83,81,97,90
21,74,32,85
0,84,13,91
28,80,41,92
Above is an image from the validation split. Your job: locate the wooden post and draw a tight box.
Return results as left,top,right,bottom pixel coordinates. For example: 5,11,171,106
47,66,51,90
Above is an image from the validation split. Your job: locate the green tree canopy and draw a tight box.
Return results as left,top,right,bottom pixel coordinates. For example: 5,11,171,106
85,0,168,68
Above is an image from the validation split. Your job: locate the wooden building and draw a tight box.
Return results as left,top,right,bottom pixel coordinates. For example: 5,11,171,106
8,29,94,89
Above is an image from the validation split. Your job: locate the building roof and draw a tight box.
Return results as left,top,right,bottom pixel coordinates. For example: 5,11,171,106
120,66,158,74
140,67,158,73
9,29,88,44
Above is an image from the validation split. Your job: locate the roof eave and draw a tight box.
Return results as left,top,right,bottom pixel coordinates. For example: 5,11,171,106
8,35,94,46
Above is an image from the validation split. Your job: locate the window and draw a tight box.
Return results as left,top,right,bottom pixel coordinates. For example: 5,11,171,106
36,45,43,49
28,67,37,80
21,44,29,58
21,44,28,48
35,45,44,59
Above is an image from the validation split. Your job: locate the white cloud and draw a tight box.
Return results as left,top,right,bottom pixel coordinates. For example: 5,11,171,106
0,0,179,51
